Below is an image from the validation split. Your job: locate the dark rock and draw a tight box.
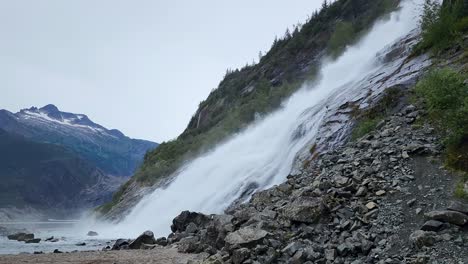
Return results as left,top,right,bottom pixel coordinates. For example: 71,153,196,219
409,230,436,248
447,201,468,215
420,220,444,232
232,248,250,264
53,249,62,253
33,251,43,254
7,233,34,241
155,237,168,246
87,231,98,236
75,242,86,246
177,236,200,253
112,239,130,250
171,211,210,233
425,210,468,226
45,236,54,241
129,230,156,249
25,238,41,243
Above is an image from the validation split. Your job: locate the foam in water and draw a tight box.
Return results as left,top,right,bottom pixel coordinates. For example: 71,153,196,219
94,0,423,238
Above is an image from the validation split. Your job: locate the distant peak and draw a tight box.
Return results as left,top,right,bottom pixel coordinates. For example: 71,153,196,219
40,104,59,113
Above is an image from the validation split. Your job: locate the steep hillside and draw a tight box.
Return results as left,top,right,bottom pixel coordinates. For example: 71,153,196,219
102,0,401,215
0,129,122,214
0,104,157,176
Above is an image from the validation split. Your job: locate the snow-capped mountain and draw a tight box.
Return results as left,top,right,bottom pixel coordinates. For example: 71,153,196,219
0,104,158,176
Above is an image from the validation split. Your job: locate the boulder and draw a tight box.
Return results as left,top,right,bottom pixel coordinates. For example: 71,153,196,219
409,230,436,248
87,231,98,236
53,249,62,253
155,237,168,246
75,242,86,246
177,236,200,253
129,230,156,249
420,220,444,232
280,197,325,224
171,211,210,233
447,201,468,215
7,233,34,241
225,226,269,246
112,239,130,250
425,210,468,226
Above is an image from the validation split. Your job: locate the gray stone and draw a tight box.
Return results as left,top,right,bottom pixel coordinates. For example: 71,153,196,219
409,230,436,248
177,236,200,253
280,197,324,224
447,201,468,215
325,249,337,261
25,238,41,243
425,210,468,226
420,220,444,232
225,226,269,246
87,231,98,236
112,239,130,250
7,233,34,241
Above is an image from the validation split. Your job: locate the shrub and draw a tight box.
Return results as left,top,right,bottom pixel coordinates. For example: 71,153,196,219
415,68,468,171
416,0,467,53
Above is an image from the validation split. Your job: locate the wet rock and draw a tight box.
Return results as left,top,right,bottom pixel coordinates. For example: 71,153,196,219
420,220,444,232
129,230,156,249
45,236,54,242
171,211,210,233
25,238,41,243
87,231,98,236
75,242,86,246
409,230,436,248
225,226,269,246
425,210,468,226
155,237,168,246
7,233,34,241
53,249,62,253
112,239,130,250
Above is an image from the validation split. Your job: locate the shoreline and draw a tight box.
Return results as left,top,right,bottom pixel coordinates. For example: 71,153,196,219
0,247,201,264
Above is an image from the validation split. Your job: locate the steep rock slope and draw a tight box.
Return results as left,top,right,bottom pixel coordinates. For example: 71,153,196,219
0,129,122,215
103,0,402,216
0,104,157,176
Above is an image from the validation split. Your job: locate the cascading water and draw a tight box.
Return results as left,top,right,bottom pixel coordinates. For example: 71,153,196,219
97,0,424,238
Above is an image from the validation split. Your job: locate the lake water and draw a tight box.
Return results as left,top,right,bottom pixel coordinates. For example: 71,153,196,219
0,220,112,254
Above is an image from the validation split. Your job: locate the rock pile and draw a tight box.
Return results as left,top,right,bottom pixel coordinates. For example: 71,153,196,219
151,104,467,263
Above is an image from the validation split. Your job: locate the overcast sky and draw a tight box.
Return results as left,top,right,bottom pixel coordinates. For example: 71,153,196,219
0,0,323,142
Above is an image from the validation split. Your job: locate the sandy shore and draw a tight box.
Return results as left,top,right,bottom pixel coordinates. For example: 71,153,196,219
0,248,201,264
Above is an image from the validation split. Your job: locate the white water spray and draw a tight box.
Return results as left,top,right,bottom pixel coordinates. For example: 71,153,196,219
97,0,423,238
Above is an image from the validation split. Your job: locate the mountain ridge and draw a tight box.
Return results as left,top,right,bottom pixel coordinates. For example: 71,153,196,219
0,104,158,176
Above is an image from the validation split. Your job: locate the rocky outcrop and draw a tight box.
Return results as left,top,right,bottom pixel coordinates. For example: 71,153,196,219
147,102,468,263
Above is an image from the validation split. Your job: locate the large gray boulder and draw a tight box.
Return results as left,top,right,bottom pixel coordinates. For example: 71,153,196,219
425,210,468,226
225,226,269,246
280,197,325,224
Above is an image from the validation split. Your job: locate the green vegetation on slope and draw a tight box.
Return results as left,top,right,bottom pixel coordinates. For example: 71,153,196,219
415,0,468,54
100,0,401,214
351,87,403,140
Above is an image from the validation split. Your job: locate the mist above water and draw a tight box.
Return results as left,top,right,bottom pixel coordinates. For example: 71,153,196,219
94,0,423,239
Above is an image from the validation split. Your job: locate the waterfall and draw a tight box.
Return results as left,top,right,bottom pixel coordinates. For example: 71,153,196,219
97,0,424,238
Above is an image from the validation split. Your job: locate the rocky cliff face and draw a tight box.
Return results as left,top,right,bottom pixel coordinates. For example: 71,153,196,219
0,104,157,176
